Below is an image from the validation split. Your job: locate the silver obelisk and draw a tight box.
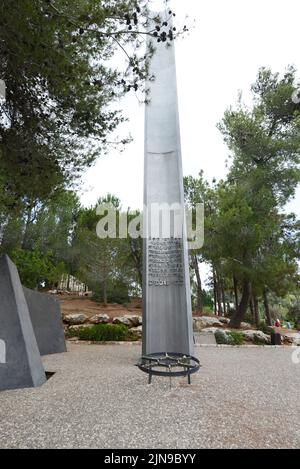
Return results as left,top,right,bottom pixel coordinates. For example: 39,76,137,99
142,13,194,355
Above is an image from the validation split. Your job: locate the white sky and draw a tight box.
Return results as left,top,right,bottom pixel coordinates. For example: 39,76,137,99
81,0,300,217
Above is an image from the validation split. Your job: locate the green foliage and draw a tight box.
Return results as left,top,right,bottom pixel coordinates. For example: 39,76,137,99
286,303,300,325
92,279,129,304
203,290,214,308
11,249,66,289
72,324,131,342
184,67,300,327
228,331,244,345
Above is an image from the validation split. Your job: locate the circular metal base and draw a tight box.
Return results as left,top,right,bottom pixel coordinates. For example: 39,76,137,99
137,352,200,385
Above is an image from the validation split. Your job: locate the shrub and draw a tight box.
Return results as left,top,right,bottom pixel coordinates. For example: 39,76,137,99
76,324,129,342
92,280,129,305
228,331,244,345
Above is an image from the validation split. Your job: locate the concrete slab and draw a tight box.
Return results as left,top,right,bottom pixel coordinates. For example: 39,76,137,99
0,255,46,391
194,331,217,345
23,287,66,356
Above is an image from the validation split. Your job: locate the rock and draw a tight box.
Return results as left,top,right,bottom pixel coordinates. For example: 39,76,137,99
130,326,142,338
90,314,110,324
282,333,300,346
193,316,223,331
112,316,131,326
64,313,88,325
200,327,220,334
123,315,142,327
68,324,94,332
214,329,232,344
218,317,230,324
242,330,270,344
240,322,252,330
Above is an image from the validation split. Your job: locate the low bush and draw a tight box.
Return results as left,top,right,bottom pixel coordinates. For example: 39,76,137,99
228,331,244,345
70,324,133,342
215,329,244,345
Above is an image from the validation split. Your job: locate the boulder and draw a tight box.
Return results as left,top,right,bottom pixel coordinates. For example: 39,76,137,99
130,326,143,338
219,317,230,324
64,313,88,325
242,330,270,344
123,315,142,327
200,327,221,334
214,329,232,344
193,316,223,331
68,324,94,332
240,322,252,330
112,316,131,326
90,314,110,324
282,333,300,346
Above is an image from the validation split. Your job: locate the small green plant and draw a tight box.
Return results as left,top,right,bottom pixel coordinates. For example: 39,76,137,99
75,324,129,342
228,331,244,345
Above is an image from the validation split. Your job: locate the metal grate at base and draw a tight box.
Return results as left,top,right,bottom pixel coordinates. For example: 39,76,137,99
136,352,200,386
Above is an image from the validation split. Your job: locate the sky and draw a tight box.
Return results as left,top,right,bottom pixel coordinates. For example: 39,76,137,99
81,0,300,218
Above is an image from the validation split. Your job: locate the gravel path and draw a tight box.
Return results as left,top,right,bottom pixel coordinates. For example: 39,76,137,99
0,343,299,449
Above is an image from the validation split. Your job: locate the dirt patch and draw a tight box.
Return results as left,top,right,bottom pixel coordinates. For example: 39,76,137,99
55,295,142,320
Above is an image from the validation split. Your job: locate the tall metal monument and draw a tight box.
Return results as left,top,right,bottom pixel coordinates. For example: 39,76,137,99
142,13,194,356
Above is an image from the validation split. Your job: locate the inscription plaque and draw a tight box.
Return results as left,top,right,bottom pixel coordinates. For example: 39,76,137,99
148,238,184,286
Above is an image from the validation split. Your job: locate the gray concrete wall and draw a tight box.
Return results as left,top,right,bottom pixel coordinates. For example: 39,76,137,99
0,255,46,391
24,287,66,356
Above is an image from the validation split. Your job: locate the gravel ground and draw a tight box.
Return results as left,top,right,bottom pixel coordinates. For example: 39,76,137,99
0,343,299,449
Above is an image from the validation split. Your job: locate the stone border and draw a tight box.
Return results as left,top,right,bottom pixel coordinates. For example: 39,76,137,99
67,340,298,348
195,344,296,348
67,339,142,346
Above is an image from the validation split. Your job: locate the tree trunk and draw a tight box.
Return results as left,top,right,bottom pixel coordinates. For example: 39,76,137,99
233,275,239,313
221,280,226,316
229,279,251,328
253,295,260,327
213,267,217,315
263,288,272,326
192,254,203,312
249,295,254,321
216,273,223,315
103,279,108,305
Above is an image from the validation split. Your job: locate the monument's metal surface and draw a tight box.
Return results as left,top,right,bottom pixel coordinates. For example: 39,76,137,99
24,287,67,356
143,14,194,355
0,255,46,391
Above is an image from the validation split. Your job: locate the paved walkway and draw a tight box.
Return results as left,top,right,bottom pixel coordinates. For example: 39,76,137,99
0,343,299,448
